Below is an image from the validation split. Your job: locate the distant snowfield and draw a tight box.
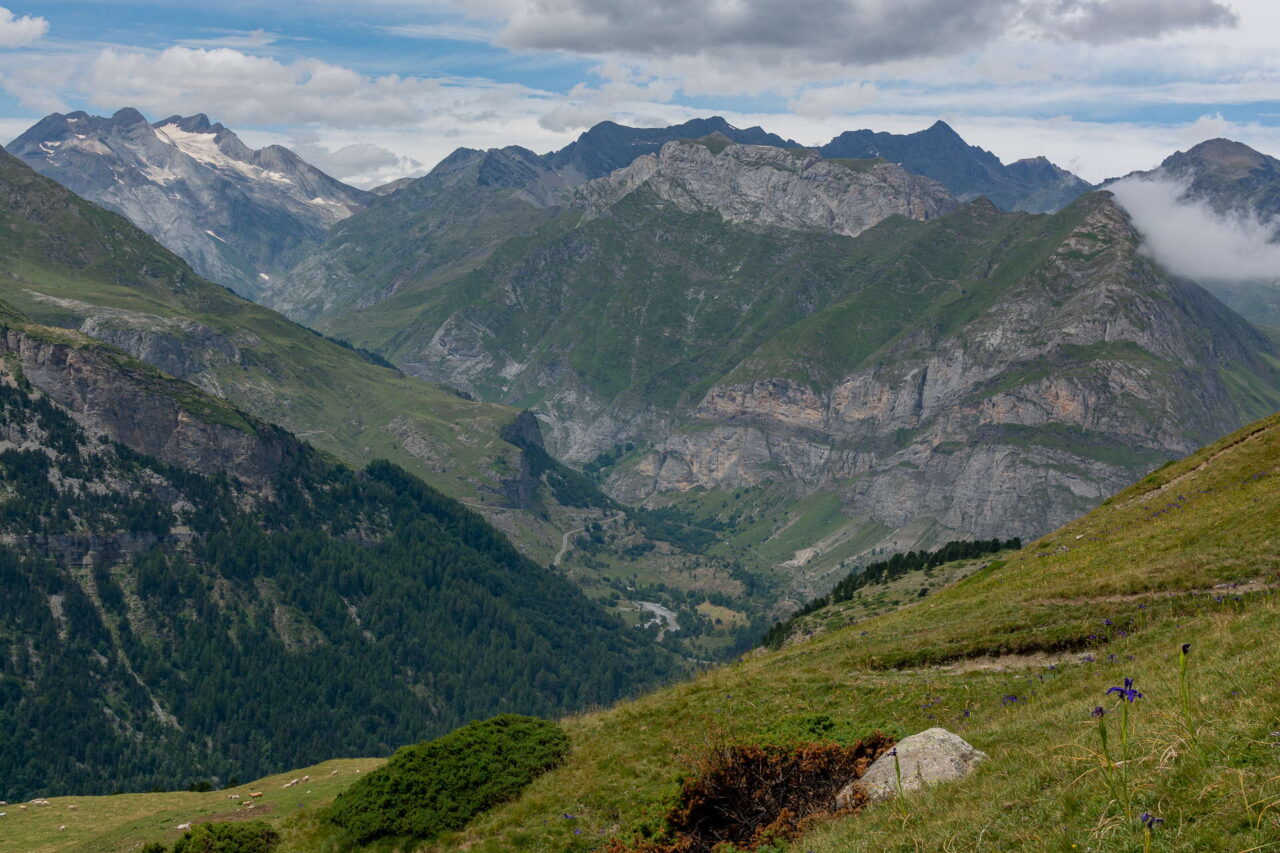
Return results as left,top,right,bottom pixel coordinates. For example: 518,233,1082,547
155,122,295,187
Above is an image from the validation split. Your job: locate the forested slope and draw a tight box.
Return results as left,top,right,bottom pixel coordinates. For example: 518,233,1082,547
0,303,675,801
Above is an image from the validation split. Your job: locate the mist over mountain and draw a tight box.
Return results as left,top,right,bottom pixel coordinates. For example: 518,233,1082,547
1108,138,1280,325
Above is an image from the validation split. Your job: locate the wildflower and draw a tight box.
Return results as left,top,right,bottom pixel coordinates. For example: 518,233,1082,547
562,814,577,820
1138,812,1164,829
1083,655,1096,663
1091,706,1106,718
888,747,897,757
1103,618,1113,626
962,709,971,718
1106,677,1143,703
1181,642,1191,655
1002,695,1019,705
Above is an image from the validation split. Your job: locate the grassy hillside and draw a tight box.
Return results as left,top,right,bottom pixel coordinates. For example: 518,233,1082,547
414,408,1278,851
19,407,1279,852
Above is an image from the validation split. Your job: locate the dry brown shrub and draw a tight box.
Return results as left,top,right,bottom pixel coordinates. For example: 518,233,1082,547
607,732,894,853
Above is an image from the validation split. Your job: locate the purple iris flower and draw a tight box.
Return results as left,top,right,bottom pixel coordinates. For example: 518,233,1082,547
1105,677,1143,702
1090,706,1106,718
1182,643,1191,655
1002,695,1019,705
1138,812,1164,830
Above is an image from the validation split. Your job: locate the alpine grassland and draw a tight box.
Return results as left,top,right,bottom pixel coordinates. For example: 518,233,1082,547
10,409,1277,852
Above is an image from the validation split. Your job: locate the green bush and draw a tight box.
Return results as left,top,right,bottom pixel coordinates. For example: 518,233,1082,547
171,821,280,853
326,714,570,846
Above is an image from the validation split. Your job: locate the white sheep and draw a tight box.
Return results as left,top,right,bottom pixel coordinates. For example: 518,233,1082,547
176,821,192,830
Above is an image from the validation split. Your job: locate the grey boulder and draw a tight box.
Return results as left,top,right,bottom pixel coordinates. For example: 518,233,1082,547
837,727,987,806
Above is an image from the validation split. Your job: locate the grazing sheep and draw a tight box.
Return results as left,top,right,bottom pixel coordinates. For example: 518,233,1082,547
301,775,310,782
248,792,263,798
228,794,240,799
67,804,77,810
176,821,191,830
59,825,66,832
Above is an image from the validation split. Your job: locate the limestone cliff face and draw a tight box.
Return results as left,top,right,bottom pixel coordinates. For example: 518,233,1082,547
0,324,291,486
611,194,1280,540
578,137,956,238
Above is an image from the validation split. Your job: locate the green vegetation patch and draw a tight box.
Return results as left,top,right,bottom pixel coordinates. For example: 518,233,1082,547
166,821,280,853
324,714,570,847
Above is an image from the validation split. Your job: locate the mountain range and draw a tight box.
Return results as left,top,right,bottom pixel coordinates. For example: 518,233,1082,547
10,108,1280,599
257,127,1280,597
8,108,371,300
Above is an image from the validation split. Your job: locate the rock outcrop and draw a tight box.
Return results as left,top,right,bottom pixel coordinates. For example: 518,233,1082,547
0,323,291,486
836,728,988,806
578,136,956,239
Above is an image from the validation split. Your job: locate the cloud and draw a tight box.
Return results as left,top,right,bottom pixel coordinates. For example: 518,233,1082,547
1022,0,1237,45
537,77,678,131
787,82,879,118
470,0,1236,67
176,29,287,50
383,23,496,42
0,6,47,48
82,46,556,130
1109,174,1280,282
286,132,424,187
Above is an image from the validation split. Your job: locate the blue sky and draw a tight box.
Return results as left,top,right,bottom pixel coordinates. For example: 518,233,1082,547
2,0,1279,187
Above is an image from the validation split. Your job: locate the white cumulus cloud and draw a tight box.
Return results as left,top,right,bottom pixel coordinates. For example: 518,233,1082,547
0,6,47,48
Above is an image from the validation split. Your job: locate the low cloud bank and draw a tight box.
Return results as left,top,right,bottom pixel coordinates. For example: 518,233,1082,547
1109,175,1280,283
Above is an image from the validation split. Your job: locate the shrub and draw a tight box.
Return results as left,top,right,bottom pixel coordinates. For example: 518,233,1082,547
325,714,570,846
171,821,280,853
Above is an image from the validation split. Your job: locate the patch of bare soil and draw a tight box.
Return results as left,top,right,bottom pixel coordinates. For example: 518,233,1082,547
606,734,894,853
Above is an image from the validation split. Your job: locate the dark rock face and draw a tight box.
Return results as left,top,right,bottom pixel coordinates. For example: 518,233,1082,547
7,108,372,299
819,120,1089,212
1135,138,1280,228
0,325,291,485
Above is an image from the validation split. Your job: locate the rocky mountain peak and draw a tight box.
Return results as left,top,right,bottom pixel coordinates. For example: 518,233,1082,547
1163,138,1275,180
110,106,149,126
8,107,372,300
819,120,1088,213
